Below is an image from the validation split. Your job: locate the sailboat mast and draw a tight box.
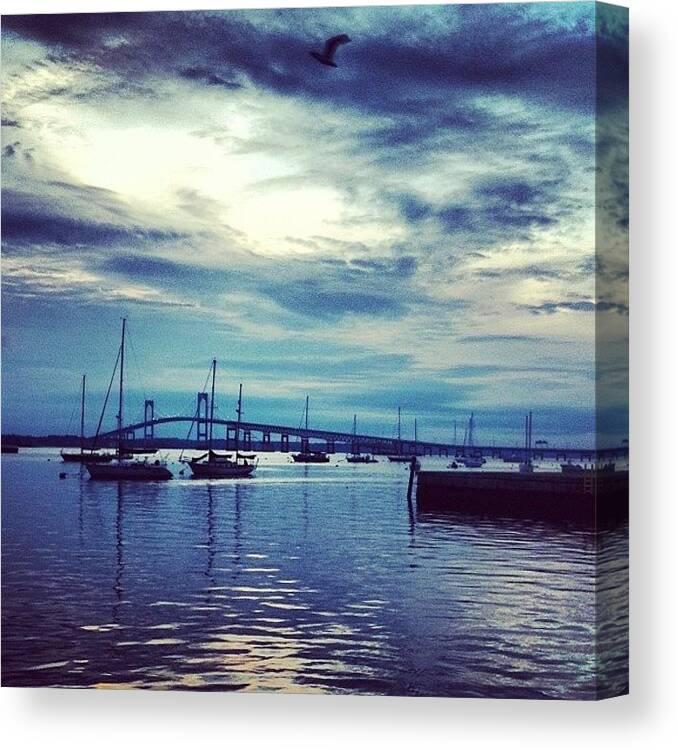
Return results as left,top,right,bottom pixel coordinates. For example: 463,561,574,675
208,359,216,450
117,318,126,458
397,406,401,442
524,414,529,463
236,383,242,453
414,418,418,451
80,374,86,455
305,395,309,431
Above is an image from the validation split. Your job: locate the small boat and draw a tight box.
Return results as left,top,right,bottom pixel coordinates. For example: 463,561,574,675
458,455,486,468
387,408,417,462
561,462,584,473
292,396,330,463
87,457,173,481
456,413,486,468
502,452,523,463
346,415,378,463
85,319,172,481
188,369,256,479
61,375,114,463
346,454,378,464
62,451,113,463
190,450,256,478
292,451,330,463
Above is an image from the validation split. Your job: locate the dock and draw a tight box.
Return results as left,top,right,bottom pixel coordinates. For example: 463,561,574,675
415,469,629,524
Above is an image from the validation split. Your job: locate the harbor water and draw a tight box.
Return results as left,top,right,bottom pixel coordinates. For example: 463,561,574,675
1,449,628,697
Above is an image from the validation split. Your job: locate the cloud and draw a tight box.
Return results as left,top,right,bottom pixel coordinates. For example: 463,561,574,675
523,300,629,316
178,67,242,89
0,4,627,444
2,189,184,248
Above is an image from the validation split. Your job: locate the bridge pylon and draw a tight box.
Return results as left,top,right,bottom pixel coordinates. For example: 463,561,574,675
144,400,155,441
196,392,209,446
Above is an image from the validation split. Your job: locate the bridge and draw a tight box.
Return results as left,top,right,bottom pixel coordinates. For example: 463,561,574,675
90,395,628,461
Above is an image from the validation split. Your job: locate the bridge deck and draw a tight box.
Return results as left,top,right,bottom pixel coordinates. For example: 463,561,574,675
93,416,628,459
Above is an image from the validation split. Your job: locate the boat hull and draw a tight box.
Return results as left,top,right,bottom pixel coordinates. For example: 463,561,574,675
387,455,414,463
346,455,378,463
292,453,330,463
85,461,173,480
189,461,255,478
61,452,113,463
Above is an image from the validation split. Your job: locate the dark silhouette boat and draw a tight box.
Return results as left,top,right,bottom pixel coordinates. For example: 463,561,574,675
292,396,330,463
346,414,377,463
188,365,256,479
387,408,417,462
85,319,172,481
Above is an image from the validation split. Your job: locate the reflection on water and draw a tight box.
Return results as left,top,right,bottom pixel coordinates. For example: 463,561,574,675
1,449,627,697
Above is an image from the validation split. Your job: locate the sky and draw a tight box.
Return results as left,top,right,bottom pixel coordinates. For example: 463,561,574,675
1,2,628,447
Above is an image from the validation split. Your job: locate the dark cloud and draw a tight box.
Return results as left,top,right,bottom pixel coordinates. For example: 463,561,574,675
2,190,184,248
259,277,406,320
1,118,22,128
3,4,597,120
3,142,20,157
179,67,242,89
393,171,565,244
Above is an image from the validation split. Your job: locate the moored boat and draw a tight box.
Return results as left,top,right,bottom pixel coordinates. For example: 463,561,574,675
292,396,330,463
85,319,172,481
61,451,113,463
292,451,330,463
346,414,378,463
87,458,172,480
190,450,255,478
346,453,377,464
387,409,417,462
455,413,486,468
188,368,257,479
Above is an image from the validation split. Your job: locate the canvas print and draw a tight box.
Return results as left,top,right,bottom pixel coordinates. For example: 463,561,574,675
1,2,628,698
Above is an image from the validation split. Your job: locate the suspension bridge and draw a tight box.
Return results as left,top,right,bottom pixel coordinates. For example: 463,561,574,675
91,394,628,461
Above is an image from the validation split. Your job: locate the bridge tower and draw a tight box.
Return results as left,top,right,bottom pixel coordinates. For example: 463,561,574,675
196,392,209,446
143,400,155,441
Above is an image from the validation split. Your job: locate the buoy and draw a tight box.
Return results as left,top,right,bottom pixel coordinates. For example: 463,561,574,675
59,472,67,479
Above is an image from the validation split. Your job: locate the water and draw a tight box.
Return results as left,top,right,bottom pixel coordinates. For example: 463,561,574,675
1,449,628,697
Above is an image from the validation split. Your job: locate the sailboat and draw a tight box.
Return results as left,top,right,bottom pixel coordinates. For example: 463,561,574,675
519,411,535,474
189,366,256,479
457,413,486,468
387,408,415,462
346,414,378,463
85,319,172,480
61,375,114,463
292,396,330,463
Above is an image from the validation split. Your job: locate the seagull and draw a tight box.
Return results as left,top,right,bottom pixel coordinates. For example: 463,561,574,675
309,34,351,68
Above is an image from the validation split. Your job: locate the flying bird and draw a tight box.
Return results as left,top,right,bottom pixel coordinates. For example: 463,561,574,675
309,34,351,68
